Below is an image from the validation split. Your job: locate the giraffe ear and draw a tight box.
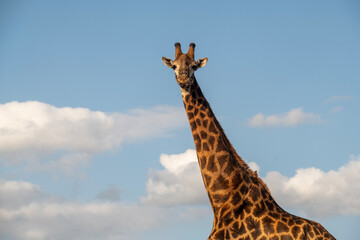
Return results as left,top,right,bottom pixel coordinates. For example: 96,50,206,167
196,57,208,68
162,57,174,68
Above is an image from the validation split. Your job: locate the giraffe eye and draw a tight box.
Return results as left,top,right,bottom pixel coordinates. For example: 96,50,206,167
191,65,197,70
172,65,177,70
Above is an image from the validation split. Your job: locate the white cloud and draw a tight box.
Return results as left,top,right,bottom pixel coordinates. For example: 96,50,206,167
0,101,186,173
0,178,168,240
142,149,207,206
264,154,360,217
248,108,322,127
0,101,186,155
142,149,261,206
0,179,46,209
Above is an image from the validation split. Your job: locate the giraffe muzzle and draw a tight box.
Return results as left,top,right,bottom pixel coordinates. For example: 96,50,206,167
176,76,192,89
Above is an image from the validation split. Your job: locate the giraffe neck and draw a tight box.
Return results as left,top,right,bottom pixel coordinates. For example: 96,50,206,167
179,78,335,240
181,77,258,219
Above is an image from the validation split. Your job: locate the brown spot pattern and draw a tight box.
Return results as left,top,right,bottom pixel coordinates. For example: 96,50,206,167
177,75,335,240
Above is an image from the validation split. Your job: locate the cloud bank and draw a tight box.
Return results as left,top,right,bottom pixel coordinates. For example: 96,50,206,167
144,149,360,217
0,178,168,240
264,154,360,217
0,101,186,172
248,108,321,127
1,151,359,239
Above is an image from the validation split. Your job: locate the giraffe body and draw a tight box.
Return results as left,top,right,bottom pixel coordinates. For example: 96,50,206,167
162,43,335,240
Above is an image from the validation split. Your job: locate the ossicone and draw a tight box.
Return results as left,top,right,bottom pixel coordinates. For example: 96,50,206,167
187,42,195,59
175,42,182,59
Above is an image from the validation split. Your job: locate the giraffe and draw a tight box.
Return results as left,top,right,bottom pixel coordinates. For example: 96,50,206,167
162,43,336,240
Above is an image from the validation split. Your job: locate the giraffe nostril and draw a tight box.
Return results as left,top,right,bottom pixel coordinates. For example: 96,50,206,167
180,71,189,76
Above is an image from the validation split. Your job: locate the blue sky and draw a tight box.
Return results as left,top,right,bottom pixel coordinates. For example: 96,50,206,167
0,1,359,239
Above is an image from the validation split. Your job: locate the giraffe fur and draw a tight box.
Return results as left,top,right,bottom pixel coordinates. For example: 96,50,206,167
162,42,335,240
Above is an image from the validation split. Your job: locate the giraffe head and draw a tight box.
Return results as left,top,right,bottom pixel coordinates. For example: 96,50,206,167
162,43,208,92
